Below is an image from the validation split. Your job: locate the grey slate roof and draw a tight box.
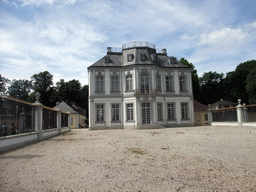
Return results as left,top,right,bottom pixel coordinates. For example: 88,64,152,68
88,48,190,69
54,101,78,114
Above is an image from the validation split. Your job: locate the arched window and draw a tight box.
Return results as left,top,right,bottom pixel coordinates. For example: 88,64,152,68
141,73,149,93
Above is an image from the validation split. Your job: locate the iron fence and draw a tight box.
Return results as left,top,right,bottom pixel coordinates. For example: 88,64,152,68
212,107,237,122
244,104,256,122
43,107,57,130
61,112,69,128
0,96,35,136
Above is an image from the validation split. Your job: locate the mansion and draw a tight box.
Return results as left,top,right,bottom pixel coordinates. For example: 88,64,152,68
88,42,194,130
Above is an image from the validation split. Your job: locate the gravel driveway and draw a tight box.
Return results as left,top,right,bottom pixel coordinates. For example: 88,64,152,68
0,126,256,191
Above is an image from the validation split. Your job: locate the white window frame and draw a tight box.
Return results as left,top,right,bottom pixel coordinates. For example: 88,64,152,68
126,103,134,121
181,102,189,119
96,74,104,92
157,103,163,121
111,75,119,92
112,104,120,121
167,103,175,120
126,74,133,91
96,104,104,122
166,76,173,91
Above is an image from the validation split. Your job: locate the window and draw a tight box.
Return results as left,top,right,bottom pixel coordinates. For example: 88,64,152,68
167,103,175,120
181,103,188,119
141,73,149,93
179,75,186,91
111,75,119,91
96,74,104,92
156,74,161,91
126,103,133,121
112,104,119,121
157,103,163,121
141,54,146,61
142,103,150,124
127,54,134,62
166,76,173,91
126,74,133,91
205,114,208,121
71,117,73,125
96,104,104,121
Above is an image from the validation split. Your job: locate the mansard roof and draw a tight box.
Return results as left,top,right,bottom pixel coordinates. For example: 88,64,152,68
88,42,190,69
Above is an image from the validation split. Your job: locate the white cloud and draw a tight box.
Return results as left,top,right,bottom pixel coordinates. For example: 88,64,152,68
199,28,248,46
181,33,197,40
19,0,77,6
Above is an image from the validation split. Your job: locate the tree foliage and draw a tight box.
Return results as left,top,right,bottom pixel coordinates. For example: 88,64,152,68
246,66,256,104
8,79,32,100
0,74,10,95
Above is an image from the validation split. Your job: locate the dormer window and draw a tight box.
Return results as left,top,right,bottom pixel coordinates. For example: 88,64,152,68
127,54,134,62
141,54,146,61
151,54,156,62
105,56,110,63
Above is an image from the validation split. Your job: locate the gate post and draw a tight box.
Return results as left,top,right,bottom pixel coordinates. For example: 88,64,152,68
34,92,43,141
236,99,243,127
207,104,212,125
56,102,61,135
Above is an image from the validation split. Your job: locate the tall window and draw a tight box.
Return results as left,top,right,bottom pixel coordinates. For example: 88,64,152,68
126,103,133,121
111,75,119,91
181,103,188,119
166,76,173,91
167,103,175,120
96,74,104,92
156,74,161,91
112,104,119,121
96,104,104,121
126,74,133,91
179,76,186,91
141,73,149,93
157,103,163,121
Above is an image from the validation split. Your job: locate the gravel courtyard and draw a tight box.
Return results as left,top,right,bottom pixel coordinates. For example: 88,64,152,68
0,126,256,191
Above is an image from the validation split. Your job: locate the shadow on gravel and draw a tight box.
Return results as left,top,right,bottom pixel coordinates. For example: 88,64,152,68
0,155,44,159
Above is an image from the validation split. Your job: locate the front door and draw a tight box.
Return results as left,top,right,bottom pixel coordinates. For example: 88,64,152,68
142,103,150,124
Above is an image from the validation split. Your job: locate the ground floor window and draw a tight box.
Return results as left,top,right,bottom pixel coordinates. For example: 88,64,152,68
167,103,175,120
112,104,120,121
181,103,188,119
205,114,208,121
96,104,104,121
71,117,73,125
157,103,163,121
126,103,133,121
142,103,150,124
196,114,201,122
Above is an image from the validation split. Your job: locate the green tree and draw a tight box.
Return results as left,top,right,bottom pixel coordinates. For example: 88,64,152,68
8,79,32,100
223,60,256,104
199,71,225,105
246,66,256,104
179,58,200,101
0,74,10,95
31,71,53,106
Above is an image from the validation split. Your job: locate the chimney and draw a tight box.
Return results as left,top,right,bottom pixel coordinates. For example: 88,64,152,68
161,49,166,54
107,47,112,53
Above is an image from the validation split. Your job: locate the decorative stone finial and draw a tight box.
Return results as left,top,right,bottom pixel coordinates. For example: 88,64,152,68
238,99,241,105
35,92,41,102
56,102,60,108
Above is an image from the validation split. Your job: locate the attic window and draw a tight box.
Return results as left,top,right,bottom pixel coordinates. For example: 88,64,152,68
105,56,110,63
127,54,134,62
170,57,175,64
141,54,146,61
151,54,156,62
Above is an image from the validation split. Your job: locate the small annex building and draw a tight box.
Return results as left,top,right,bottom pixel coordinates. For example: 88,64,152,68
88,42,194,130
194,100,208,125
54,101,87,128
210,99,237,109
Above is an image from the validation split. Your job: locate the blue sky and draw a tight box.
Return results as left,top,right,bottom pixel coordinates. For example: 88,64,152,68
1,0,256,85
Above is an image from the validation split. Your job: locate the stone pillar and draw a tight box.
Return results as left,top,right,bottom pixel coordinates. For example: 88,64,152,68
34,92,43,141
207,104,212,125
236,99,243,127
56,102,61,135
243,103,248,122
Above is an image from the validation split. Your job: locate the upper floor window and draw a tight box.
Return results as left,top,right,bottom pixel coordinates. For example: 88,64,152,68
166,76,173,91
141,73,149,93
126,74,133,91
179,75,187,91
96,73,104,92
111,75,119,91
127,54,134,62
156,74,161,91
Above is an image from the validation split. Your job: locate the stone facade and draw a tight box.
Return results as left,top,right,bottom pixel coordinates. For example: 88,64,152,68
88,42,194,130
